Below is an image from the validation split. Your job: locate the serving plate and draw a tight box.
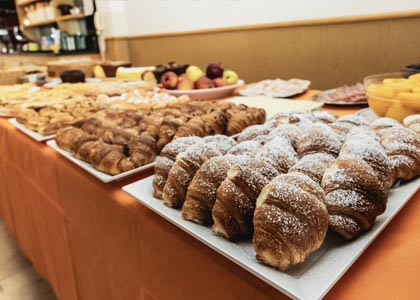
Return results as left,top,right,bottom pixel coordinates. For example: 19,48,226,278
0,111,13,118
123,175,420,300
164,80,244,100
312,88,368,106
8,118,55,142
47,140,155,183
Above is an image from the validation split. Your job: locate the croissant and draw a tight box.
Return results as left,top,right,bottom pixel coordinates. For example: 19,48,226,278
253,173,328,270
128,133,158,167
212,158,279,240
288,152,335,184
173,115,206,139
236,123,274,143
340,128,394,189
203,134,237,154
254,137,298,173
152,136,202,199
370,117,403,135
266,124,303,149
321,157,387,240
96,150,134,175
162,144,223,208
403,114,420,134
296,123,343,158
201,109,228,136
156,117,186,151
225,106,266,135
312,111,338,124
226,140,262,156
378,126,420,181
182,155,247,224
56,127,85,152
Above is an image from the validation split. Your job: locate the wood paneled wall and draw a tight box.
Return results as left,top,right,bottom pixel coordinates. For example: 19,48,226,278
106,15,420,89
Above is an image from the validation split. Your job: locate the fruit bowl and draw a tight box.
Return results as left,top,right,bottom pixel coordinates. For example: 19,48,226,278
164,79,244,100
363,72,420,122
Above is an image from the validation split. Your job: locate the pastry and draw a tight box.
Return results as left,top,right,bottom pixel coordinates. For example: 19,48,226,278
212,157,279,240
322,157,387,240
253,173,328,270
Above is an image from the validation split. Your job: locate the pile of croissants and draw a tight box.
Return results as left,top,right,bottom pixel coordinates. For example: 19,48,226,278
153,111,420,270
55,99,265,175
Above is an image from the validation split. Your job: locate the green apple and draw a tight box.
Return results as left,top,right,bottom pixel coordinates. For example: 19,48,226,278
223,69,239,85
185,65,204,82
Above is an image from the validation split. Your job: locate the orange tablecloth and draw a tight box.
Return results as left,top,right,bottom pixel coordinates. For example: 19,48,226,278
0,91,419,300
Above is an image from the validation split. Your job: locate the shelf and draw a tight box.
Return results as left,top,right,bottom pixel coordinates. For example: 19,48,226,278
57,14,85,22
23,19,56,28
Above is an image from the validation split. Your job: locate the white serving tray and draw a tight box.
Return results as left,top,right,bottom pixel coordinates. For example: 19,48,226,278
9,118,55,142
47,140,155,183
123,175,420,300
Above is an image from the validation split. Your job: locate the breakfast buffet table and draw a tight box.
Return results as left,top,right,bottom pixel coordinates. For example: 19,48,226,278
0,91,419,300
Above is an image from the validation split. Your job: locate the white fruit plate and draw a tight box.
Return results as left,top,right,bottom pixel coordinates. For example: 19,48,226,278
123,175,420,300
164,79,244,100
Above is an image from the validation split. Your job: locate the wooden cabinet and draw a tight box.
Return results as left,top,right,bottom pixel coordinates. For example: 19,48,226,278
13,0,97,53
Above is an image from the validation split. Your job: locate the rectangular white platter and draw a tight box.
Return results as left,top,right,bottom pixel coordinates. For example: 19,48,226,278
123,175,420,300
47,140,155,183
9,118,55,142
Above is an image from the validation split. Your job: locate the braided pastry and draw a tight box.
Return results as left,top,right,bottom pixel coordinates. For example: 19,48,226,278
321,157,387,240
253,173,328,270
163,144,223,208
212,158,279,240
152,136,202,199
182,155,247,224
378,126,420,181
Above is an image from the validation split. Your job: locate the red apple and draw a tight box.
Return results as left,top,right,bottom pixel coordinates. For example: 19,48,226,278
206,63,224,79
195,77,216,89
213,77,227,87
160,71,178,89
177,76,195,90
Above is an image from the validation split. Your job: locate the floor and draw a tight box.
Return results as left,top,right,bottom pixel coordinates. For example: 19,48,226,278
0,219,57,300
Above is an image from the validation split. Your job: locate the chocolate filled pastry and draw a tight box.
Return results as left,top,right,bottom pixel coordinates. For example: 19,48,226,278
253,173,328,270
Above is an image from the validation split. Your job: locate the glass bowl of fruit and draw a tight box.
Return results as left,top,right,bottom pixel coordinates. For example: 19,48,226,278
363,72,420,122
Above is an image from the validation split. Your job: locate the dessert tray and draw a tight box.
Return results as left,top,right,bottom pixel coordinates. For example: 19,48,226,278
165,80,244,100
123,175,420,300
47,140,155,183
9,118,55,142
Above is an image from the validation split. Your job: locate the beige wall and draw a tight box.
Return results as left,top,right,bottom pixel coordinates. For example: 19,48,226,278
106,15,420,90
